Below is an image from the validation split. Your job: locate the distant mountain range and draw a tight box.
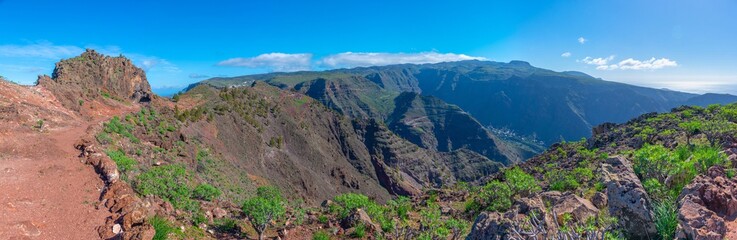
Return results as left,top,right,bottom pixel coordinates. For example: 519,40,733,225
193,60,737,148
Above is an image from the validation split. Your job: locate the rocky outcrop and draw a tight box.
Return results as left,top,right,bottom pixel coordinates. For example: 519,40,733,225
676,166,737,240
340,208,380,232
37,49,152,112
600,156,657,239
467,192,600,239
551,194,599,224
467,212,512,240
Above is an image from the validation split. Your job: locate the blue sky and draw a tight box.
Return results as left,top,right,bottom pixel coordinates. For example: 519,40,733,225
1,0,736,94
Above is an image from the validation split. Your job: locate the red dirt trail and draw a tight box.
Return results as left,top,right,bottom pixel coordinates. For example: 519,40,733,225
0,122,108,239
0,81,132,239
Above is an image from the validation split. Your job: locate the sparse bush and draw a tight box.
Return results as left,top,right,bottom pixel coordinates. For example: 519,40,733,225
135,164,194,210
478,180,513,212
653,198,678,240
212,218,239,233
634,144,727,196
504,167,541,196
150,215,175,240
352,223,366,238
192,183,221,201
242,186,286,240
678,121,702,145
387,196,411,220
312,231,330,240
105,149,137,173
96,132,112,144
332,193,381,218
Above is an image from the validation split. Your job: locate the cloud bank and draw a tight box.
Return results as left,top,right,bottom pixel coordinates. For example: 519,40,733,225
218,53,313,72
217,51,487,72
0,42,83,59
319,52,487,68
581,55,677,70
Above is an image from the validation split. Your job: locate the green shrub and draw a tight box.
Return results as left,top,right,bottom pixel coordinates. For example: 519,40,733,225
192,211,207,225
653,199,678,240
192,183,221,201
678,121,702,145
96,132,113,144
504,167,541,196
212,218,239,233
387,196,411,220
317,215,328,224
445,218,470,239
352,223,366,238
150,215,175,240
546,169,580,192
634,144,727,198
105,149,137,173
134,164,194,210
477,180,513,212
312,231,330,240
333,193,381,218
692,145,728,173
242,186,286,240
103,116,140,143
419,203,448,239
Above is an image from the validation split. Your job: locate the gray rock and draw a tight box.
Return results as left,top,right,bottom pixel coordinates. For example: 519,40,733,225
601,156,657,239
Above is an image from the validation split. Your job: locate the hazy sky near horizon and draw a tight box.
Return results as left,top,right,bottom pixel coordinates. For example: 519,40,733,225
1,0,736,94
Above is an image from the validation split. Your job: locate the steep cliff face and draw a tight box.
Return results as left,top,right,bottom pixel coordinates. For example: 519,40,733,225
387,92,524,165
170,83,506,202
37,49,152,112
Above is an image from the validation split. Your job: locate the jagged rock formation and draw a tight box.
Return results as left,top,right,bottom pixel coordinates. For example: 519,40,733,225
37,49,152,112
676,166,737,239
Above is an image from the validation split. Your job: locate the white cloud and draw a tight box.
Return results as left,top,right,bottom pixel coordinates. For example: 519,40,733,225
217,53,312,72
561,52,572,58
0,41,83,59
319,52,486,68
617,57,678,70
580,55,677,70
580,55,615,65
578,37,587,44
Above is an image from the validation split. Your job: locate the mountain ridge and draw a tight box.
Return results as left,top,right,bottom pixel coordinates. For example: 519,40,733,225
195,60,737,146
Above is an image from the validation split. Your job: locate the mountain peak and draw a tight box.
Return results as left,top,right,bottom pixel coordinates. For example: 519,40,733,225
508,60,531,67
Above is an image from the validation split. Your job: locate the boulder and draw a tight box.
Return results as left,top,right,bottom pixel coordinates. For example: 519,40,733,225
551,194,599,225
212,207,228,219
676,200,726,240
676,166,737,239
467,196,557,239
601,156,657,239
467,212,511,240
591,192,608,209
122,208,147,231
340,209,380,232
